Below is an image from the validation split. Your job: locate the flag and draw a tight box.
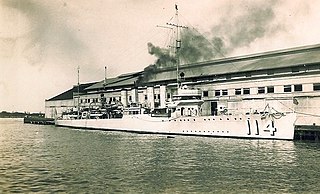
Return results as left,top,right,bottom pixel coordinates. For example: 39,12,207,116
175,4,178,11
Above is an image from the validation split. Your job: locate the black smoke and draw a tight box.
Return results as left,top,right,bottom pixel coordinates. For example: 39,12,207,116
147,0,283,67
179,30,226,63
147,42,176,67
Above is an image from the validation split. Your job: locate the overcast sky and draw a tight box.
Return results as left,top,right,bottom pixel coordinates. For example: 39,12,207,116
1,0,320,112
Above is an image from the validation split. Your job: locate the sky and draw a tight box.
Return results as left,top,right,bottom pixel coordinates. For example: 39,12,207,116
1,0,320,112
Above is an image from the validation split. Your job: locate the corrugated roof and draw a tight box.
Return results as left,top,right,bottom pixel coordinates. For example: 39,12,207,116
145,44,320,83
48,44,320,97
85,72,141,91
46,82,96,101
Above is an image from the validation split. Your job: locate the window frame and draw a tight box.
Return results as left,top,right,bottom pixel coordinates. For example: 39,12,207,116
294,84,303,92
235,88,241,95
258,87,265,94
284,85,292,93
267,86,274,93
203,90,209,97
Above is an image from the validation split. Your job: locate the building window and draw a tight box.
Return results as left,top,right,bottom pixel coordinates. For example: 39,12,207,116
157,94,160,99
258,87,265,94
215,90,221,96
145,95,148,100
267,86,274,93
235,88,241,95
222,90,228,96
294,84,303,92
284,85,292,92
80,99,83,103
129,96,132,101
243,88,250,95
167,93,171,99
313,83,320,91
203,91,209,97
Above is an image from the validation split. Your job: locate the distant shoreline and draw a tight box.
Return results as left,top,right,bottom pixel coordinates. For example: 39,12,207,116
0,111,44,118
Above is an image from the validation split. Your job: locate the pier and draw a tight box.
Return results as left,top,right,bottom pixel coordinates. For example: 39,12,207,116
23,116,54,125
294,125,320,141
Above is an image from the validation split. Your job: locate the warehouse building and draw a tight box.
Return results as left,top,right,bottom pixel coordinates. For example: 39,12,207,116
45,44,320,126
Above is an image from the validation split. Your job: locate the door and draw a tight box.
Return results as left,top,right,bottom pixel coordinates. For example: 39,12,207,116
211,101,217,116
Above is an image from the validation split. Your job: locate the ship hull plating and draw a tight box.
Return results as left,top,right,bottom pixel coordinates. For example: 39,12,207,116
56,113,296,140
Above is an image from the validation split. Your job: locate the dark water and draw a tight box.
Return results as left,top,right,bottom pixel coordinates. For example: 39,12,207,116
0,119,319,193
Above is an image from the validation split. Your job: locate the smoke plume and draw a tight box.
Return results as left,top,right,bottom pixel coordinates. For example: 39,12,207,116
211,0,282,54
147,42,176,67
179,30,226,63
147,0,283,68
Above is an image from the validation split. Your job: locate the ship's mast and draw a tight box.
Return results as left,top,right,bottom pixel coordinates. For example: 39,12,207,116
77,66,80,118
166,4,187,89
104,66,107,90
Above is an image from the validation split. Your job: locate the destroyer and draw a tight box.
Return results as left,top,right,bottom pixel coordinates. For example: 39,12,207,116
55,5,296,140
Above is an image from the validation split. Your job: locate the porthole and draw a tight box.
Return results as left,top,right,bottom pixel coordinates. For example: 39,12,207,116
227,118,229,120
220,118,222,120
